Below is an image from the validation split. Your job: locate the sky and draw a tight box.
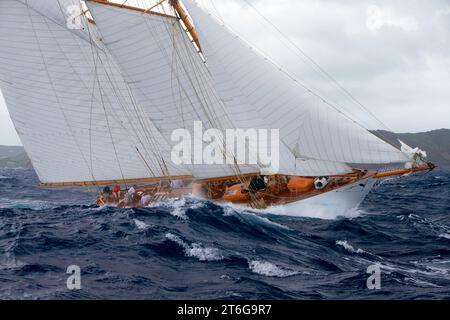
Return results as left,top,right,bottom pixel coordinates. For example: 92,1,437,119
0,0,449,145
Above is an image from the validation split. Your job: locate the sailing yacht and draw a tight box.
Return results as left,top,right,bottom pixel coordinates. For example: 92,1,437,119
0,0,435,217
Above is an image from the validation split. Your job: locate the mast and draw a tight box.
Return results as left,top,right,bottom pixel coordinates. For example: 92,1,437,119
169,0,202,52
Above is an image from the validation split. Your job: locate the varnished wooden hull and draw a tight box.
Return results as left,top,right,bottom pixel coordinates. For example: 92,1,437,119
97,170,376,218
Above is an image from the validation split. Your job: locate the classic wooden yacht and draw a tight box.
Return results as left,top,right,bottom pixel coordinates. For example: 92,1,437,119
0,0,435,217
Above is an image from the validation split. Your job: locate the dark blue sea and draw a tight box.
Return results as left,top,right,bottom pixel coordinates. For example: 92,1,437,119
0,168,449,300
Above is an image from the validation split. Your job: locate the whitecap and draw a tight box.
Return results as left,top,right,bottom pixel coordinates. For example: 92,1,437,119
336,240,366,254
147,197,200,220
133,219,150,230
222,204,291,230
0,198,57,210
170,207,188,220
223,206,236,217
165,233,223,262
248,260,298,277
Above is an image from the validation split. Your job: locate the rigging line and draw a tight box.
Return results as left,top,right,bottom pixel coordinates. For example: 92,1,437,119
86,10,161,183
89,44,158,158
169,14,237,133
112,22,178,178
98,50,162,171
26,0,100,186
208,0,223,23
98,7,179,139
238,0,401,156
83,15,135,185
23,0,103,50
206,9,402,155
204,1,398,159
168,6,272,179
155,8,252,182
140,11,221,132
134,2,194,179
144,0,167,12
240,0,392,132
95,71,129,187
197,2,370,130
87,14,168,175
172,24,262,185
187,21,315,167
71,3,104,187
84,15,140,184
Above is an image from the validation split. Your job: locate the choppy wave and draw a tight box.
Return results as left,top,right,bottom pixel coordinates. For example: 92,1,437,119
336,240,366,254
0,168,450,299
0,198,58,210
248,260,298,278
165,233,224,262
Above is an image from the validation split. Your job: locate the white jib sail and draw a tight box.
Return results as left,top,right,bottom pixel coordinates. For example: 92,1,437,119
182,0,410,166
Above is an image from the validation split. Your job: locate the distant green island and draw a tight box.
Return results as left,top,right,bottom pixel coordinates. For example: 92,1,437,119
1,129,449,169
0,145,31,168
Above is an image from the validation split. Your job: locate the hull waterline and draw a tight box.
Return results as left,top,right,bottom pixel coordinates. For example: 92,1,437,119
234,177,377,219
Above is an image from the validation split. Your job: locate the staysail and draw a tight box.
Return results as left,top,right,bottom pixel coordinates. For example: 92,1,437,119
181,0,410,165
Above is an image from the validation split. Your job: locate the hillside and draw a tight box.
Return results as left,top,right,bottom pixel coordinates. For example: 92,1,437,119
0,129,449,169
0,145,31,168
373,129,450,169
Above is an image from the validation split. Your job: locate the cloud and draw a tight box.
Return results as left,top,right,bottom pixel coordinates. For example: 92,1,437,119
366,5,419,34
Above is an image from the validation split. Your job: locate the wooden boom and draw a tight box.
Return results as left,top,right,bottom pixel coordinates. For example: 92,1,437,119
39,175,194,187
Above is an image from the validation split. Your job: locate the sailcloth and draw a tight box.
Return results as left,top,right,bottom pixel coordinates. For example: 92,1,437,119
182,0,410,165
87,1,356,177
86,1,293,176
0,0,190,183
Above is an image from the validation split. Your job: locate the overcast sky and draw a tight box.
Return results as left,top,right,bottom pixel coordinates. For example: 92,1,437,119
1,0,449,145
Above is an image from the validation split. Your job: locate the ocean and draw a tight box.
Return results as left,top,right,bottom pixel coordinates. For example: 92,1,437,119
0,168,449,300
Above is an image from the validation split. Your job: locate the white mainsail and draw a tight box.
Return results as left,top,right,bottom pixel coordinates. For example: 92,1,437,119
0,0,189,183
182,0,410,165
